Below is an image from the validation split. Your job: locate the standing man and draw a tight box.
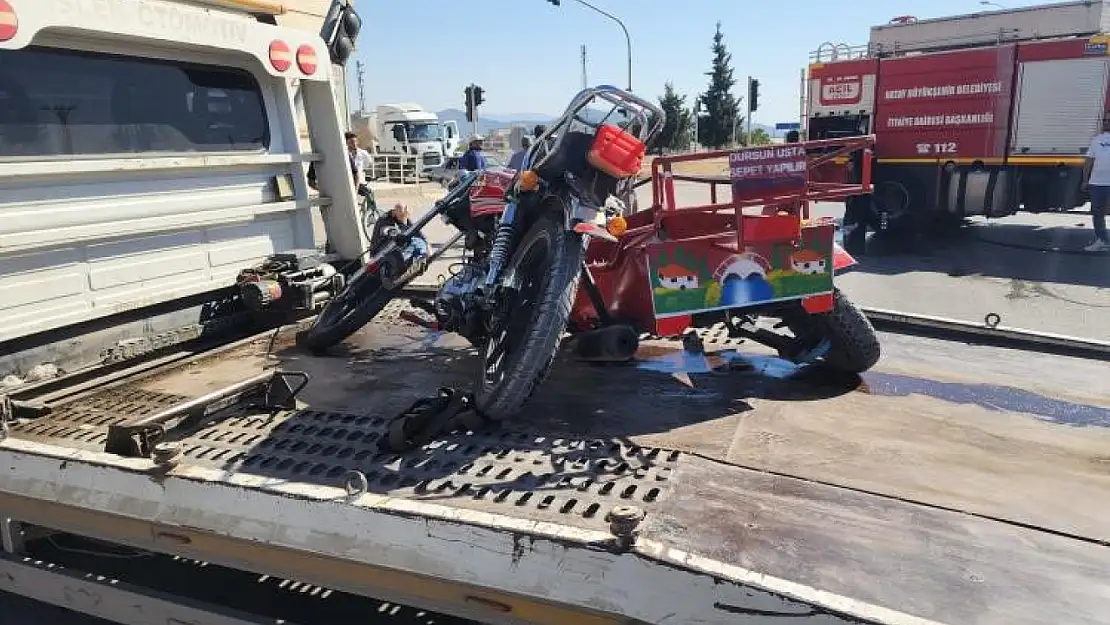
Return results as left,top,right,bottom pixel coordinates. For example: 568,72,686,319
345,131,373,187
1082,113,1110,252
305,133,362,191
459,134,487,172
507,136,532,171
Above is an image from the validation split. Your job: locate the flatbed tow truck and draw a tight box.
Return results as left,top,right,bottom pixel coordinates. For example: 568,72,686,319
1,2,1110,625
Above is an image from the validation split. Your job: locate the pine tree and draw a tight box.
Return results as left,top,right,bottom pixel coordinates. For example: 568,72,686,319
656,82,693,151
698,22,742,149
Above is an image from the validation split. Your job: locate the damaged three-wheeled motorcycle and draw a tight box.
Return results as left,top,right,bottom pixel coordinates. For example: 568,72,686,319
303,85,881,421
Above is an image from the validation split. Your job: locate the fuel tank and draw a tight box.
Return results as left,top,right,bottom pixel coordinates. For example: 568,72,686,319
468,168,514,217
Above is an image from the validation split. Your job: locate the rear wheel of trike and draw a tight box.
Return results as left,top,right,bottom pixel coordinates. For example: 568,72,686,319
301,255,400,354
475,213,584,420
777,288,880,373
816,288,880,373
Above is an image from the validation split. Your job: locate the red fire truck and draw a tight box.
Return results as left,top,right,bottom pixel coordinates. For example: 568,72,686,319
807,1,1110,232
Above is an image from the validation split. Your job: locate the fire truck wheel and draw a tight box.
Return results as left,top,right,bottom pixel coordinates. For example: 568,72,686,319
819,288,881,373
871,180,913,233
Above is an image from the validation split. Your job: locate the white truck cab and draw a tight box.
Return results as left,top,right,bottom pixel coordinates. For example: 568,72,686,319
0,0,365,383
363,102,459,176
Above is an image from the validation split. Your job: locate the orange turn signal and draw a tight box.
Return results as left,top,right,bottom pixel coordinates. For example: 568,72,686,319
518,169,540,192
606,214,628,238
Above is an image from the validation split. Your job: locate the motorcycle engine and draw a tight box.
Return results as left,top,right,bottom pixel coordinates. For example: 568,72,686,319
434,261,487,343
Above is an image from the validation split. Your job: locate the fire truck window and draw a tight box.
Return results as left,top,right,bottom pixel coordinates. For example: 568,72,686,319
0,46,269,158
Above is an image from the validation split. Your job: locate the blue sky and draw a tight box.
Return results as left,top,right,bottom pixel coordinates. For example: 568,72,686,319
349,0,1047,123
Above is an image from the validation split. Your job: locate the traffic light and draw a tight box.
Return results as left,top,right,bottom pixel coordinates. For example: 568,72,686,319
464,85,475,122
748,78,760,113
320,0,362,65
473,86,485,107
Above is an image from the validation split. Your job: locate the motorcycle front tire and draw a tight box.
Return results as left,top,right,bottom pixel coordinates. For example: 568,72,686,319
474,212,584,420
302,259,397,354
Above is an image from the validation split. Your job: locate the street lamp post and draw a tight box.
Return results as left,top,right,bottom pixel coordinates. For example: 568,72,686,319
548,0,632,91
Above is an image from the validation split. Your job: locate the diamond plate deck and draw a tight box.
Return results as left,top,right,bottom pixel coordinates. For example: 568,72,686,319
11,389,187,449
10,397,680,532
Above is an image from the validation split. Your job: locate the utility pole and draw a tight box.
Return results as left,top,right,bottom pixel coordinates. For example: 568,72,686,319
355,60,366,113
746,76,760,145
693,98,700,152
799,67,807,133
580,44,588,89
547,0,631,91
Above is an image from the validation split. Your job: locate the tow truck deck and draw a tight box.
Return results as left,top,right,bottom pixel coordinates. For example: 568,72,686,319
2,301,1108,625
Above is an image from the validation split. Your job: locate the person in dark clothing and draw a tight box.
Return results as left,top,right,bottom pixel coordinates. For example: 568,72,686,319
458,135,487,172
306,144,359,191
507,136,532,171
842,145,873,254
306,154,377,223
371,203,428,260
533,124,547,139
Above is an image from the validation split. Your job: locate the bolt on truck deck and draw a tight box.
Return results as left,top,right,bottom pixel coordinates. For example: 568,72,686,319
2,1,1110,624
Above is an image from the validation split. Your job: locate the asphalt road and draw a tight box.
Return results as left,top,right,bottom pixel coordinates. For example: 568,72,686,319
402,179,1110,343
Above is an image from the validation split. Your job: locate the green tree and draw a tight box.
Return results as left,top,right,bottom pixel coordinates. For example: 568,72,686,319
744,127,771,146
697,22,742,149
656,82,692,151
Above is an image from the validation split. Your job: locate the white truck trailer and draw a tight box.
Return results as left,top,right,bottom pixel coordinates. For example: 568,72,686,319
1,1,1109,624
354,103,460,183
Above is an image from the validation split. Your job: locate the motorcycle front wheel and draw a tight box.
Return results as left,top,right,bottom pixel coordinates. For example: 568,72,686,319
474,212,584,420
301,254,400,354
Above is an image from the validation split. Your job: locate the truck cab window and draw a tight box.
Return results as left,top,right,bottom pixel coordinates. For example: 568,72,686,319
0,46,269,158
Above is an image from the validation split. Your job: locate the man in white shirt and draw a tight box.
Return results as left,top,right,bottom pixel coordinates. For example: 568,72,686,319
1082,115,1110,252
345,131,373,187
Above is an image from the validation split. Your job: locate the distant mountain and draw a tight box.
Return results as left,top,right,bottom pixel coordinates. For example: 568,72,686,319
436,106,782,140
482,113,554,124
436,108,553,136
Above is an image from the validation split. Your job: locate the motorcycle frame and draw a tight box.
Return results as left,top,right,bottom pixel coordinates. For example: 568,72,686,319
517,86,664,225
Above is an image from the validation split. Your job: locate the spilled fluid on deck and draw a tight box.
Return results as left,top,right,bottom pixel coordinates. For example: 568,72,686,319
857,372,1110,428
635,343,1110,428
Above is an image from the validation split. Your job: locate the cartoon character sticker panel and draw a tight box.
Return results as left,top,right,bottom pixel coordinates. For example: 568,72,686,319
646,225,835,319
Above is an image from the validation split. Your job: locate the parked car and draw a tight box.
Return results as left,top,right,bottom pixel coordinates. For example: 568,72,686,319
427,154,504,186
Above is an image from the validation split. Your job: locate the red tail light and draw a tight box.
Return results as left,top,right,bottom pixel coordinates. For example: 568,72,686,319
268,40,292,72
296,44,318,75
0,0,18,43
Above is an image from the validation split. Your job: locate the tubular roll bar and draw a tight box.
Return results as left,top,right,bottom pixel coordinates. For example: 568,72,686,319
603,135,877,252
649,135,875,214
